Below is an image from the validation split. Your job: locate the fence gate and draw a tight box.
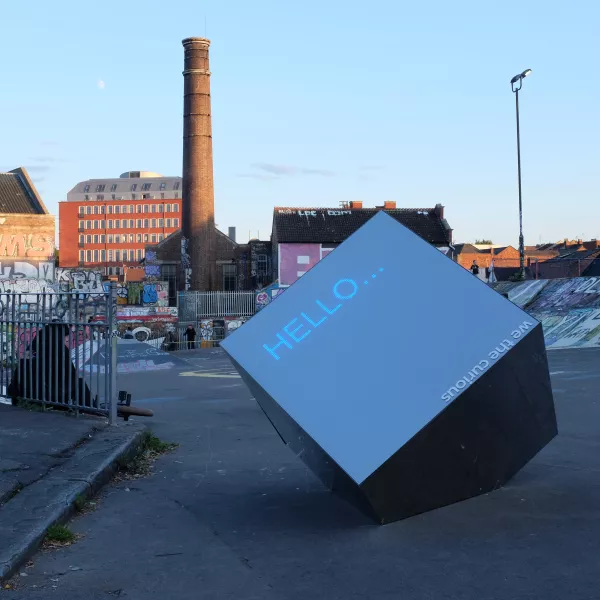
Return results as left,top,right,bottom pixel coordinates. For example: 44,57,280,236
0,287,118,422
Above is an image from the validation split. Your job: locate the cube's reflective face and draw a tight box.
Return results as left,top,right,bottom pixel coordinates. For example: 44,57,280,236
222,212,557,522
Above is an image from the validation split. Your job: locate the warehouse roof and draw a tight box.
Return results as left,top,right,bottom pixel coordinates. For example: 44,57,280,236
0,167,48,214
272,205,452,246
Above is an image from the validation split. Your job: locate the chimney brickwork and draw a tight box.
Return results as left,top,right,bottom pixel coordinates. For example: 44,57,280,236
182,37,217,290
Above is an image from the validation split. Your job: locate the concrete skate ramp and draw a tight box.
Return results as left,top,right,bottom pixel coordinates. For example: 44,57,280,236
493,277,600,349
117,339,188,374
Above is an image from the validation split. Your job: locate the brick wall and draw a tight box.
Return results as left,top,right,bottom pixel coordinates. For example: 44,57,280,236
0,213,55,258
458,247,521,270
146,229,270,291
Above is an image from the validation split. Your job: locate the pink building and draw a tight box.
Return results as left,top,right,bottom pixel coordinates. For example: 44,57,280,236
271,202,453,287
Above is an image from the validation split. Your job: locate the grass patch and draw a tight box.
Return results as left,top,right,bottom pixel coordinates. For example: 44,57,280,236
45,524,75,544
14,398,47,412
145,433,177,454
43,524,82,551
115,432,178,481
74,494,88,513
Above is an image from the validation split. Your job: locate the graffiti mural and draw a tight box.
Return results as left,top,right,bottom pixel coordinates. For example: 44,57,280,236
0,278,67,319
225,318,247,334
200,320,214,341
116,283,128,304
507,280,549,308
145,249,160,279
255,291,270,311
0,260,55,281
145,265,160,278
69,270,105,297
117,306,178,323
0,233,54,258
181,236,191,291
143,284,158,304
55,268,104,294
127,282,143,305
528,277,600,313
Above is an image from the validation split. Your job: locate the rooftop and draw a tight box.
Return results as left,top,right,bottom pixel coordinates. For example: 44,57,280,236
0,167,48,214
66,173,182,202
272,205,452,246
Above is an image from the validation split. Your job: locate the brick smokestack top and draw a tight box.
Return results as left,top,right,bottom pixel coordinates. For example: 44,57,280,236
182,37,217,290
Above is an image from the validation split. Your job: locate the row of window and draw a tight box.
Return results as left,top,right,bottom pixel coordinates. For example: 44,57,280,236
84,193,179,201
79,203,179,215
78,218,179,230
79,249,146,263
91,266,123,276
79,233,165,244
83,182,180,193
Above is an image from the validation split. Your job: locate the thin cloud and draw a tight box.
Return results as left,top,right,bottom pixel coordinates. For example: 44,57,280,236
31,177,45,183
301,167,335,176
237,173,278,181
359,165,384,172
97,79,106,90
29,156,68,163
251,163,334,177
24,165,52,173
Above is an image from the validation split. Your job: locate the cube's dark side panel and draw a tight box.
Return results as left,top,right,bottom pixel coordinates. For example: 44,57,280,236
229,355,379,521
361,324,557,523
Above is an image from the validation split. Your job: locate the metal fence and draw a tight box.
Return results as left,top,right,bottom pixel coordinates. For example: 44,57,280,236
0,288,117,422
178,290,256,320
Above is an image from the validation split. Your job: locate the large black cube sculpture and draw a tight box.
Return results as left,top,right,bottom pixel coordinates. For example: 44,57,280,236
221,212,557,524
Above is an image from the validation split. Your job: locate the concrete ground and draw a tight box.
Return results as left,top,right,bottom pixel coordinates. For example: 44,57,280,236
5,347,600,599
0,407,102,504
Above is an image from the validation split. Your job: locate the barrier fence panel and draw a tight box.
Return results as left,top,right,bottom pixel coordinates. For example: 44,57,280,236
0,290,115,421
179,291,256,319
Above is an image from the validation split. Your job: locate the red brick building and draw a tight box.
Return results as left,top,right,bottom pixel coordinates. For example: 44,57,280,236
60,171,182,276
454,243,559,280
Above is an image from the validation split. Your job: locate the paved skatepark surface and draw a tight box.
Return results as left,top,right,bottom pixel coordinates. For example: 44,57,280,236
8,346,600,599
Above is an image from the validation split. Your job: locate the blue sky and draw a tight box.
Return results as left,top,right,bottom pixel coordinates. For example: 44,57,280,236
0,0,598,245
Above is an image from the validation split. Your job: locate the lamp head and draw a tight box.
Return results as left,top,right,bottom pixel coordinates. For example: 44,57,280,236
511,69,532,84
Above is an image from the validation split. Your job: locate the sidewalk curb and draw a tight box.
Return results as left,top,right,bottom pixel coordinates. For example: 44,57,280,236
0,423,147,583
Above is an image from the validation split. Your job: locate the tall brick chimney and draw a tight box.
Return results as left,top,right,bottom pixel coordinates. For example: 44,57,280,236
182,37,217,290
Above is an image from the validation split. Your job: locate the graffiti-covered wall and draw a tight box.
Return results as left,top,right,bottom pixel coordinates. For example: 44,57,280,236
0,212,56,282
116,281,169,307
493,276,600,349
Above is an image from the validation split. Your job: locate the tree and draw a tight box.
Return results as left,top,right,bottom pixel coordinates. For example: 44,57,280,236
474,239,493,245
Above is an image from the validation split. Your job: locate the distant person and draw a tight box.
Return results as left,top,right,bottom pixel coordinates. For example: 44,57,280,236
123,326,134,340
184,325,196,350
470,260,480,276
164,329,177,352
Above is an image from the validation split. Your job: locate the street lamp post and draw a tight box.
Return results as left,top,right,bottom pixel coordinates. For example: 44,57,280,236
511,68,532,280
